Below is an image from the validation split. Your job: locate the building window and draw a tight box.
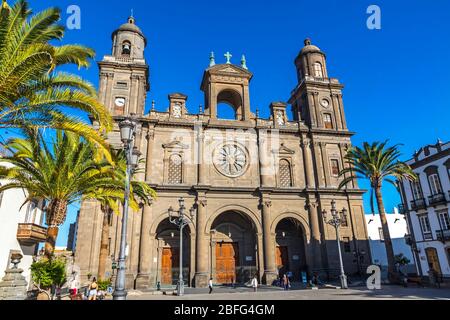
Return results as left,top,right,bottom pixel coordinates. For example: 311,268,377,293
343,237,351,253
168,154,183,185
378,228,384,241
330,159,340,177
323,113,333,129
279,159,293,187
438,210,450,230
428,173,442,195
313,62,323,78
25,200,39,224
411,181,423,200
419,215,431,233
340,211,348,227
122,41,131,55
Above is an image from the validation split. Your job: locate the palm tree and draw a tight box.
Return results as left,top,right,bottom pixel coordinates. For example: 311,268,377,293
338,141,416,282
0,0,112,146
0,128,155,258
96,150,156,280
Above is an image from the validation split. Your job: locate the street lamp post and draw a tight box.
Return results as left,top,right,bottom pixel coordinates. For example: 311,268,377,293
322,199,348,289
113,116,141,300
168,198,195,296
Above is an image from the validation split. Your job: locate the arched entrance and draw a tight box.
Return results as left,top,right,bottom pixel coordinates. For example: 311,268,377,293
155,218,191,286
210,211,258,284
275,218,307,281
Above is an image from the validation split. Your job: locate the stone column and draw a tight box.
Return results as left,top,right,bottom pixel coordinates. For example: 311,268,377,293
339,143,355,188
258,132,270,187
331,93,343,130
262,199,277,285
319,142,331,187
306,92,317,127
135,202,153,289
197,130,207,185
145,128,155,181
194,198,209,287
312,92,321,128
337,94,347,129
301,139,315,189
307,199,323,272
312,141,325,188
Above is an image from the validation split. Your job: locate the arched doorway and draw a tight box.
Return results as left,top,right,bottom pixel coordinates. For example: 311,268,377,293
275,218,307,281
210,211,258,284
155,218,191,286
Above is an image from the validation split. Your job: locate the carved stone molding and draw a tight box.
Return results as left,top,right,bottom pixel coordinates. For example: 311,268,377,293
199,200,208,207
264,200,272,208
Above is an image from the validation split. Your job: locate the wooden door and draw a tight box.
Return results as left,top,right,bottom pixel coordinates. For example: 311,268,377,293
161,248,179,285
276,246,289,276
426,247,442,274
216,243,239,284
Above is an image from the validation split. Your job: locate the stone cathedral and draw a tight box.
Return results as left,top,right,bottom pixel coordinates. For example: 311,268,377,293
74,16,371,289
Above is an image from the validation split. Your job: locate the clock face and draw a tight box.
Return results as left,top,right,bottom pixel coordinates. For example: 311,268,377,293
214,144,247,178
173,104,182,118
276,111,285,125
115,97,126,107
321,99,330,108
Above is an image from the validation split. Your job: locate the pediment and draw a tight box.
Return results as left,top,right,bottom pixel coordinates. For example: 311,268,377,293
272,143,295,155
207,64,253,77
162,140,189,149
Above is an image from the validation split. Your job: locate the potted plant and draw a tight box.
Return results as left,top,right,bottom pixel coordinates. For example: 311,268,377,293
30,258,67,300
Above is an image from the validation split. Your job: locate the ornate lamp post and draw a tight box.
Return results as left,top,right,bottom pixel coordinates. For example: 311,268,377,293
113,116,141,300
322,199,348,289
168,198,195,296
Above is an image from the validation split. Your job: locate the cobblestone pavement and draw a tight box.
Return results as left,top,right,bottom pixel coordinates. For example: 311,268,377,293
125,285,450,300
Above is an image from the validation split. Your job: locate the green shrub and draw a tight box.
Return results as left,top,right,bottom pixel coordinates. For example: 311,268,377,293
30,258,67,289
97,279,112,291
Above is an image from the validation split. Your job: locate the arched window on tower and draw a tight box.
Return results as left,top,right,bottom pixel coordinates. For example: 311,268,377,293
168,154,183,185
279,159,293,188
313,62,323,78
122,41,131,56
323,113,333,129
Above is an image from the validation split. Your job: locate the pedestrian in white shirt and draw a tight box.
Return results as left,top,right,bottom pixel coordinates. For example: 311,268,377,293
251,275,258,292
208,278,213,294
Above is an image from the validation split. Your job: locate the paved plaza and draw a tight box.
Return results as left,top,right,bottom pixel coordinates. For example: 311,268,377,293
124,285,450,300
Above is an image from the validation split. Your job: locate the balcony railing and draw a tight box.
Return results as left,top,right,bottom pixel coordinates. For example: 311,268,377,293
423,232,433,241
398,204,408,215
436,230,450,242
16,223,47,245
428,193,446,206
410,198,427,211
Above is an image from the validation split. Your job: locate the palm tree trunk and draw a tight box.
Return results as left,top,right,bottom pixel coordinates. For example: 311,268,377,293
375,186,396,282
44,226,59,259
98,206,110,279
44,199,68,259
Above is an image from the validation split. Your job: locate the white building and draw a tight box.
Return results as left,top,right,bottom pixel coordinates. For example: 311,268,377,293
0,162,46,288
398,140,450,279
365,208,416,275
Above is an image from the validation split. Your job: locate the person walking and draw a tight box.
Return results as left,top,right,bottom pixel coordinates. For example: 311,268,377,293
88,277,98,300
251,275,258,293
208,278,214,294
69,272,79,299
283,274,290,290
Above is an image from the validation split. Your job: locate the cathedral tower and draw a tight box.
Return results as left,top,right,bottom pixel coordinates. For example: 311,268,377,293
98,16,149,117
289,39,347,131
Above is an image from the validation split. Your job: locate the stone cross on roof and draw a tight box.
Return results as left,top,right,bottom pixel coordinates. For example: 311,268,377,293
224,51,232,64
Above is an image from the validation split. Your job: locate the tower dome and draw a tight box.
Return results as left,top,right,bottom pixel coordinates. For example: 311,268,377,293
112,16,147,46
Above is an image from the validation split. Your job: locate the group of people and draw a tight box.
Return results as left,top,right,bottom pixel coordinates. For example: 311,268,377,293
69,275,107,300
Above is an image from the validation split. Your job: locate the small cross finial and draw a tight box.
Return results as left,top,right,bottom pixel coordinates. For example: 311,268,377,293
241,54,247,69
224,51,232,64
209,52,215,67
131,9,134,17
199,105,203,114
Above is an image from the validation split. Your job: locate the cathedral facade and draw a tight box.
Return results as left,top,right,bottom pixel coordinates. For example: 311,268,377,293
74,17,371,289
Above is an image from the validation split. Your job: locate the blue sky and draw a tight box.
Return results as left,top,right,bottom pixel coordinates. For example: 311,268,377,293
19,0,450,246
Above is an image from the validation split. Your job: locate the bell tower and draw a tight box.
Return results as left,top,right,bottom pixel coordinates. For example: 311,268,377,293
200,53,254,121
289,39,347,131
98,16,149,117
